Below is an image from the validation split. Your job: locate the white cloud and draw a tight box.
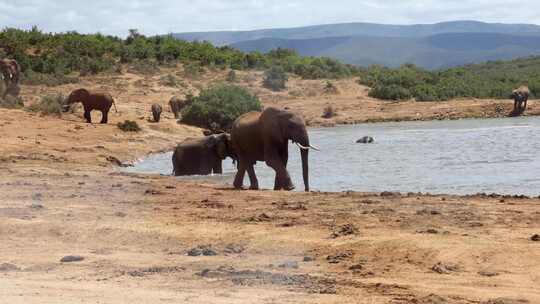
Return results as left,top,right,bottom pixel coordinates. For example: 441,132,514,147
1,0,539,36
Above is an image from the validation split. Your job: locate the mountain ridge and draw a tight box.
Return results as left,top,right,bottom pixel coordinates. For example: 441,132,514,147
171,21,540,69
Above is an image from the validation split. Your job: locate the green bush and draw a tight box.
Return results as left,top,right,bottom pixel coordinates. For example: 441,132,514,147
0,27,361,84
263,66,288,91
369,85,411,100
322,105,337,118
27,94,65,115
0,95,24,109
159,74,180,87
226,70,237,82
324,81,339,94
181,84,262,129
129,60,159,74
117,120,141,132
22,70,79,86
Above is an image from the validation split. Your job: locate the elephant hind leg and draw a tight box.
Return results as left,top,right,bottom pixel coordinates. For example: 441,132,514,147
100,110,109,124
247,164,259,190
234,162,247,189
84,110,92,123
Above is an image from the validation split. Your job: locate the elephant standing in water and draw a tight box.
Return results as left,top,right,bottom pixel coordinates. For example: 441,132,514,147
231,107,319,192
0,59,21,98
172,133,236,176
63,88,117,123
511,86,529,115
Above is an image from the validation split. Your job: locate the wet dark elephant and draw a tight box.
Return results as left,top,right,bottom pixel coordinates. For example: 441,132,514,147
0,58,21,98
511,86,529,115
356,136,374,143
151,103,162,122
231,107,319,192
63,88,117,124
172,133,236,176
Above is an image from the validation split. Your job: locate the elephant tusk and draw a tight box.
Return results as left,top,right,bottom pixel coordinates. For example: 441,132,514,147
295,143,321,151
309,144,321,151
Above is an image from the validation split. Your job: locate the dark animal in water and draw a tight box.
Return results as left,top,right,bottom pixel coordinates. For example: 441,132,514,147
356,136,374,144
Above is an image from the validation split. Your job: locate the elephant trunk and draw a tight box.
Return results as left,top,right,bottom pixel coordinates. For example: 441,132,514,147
301,148,309,192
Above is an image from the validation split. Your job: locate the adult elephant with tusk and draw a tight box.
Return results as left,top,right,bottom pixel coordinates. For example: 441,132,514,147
231,107,319,192
0,58,21,98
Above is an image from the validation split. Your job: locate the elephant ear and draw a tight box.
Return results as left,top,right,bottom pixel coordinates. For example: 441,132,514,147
205,134,228,159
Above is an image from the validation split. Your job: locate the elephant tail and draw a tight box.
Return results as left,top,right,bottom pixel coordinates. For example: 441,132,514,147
112,99,118,113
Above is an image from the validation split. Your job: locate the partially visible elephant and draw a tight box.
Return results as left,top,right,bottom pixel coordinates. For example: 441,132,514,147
511,86,529,114
0,58,21,98
169,96,192,119
63,88,117,124
151,103,162,122
231,107,319,192
172,133,236,176
356,136,374,144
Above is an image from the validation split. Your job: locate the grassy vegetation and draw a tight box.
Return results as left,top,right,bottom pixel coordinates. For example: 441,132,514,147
117,120,141,132
1,27,360,86
263,66,288,91
0,95,24,109
27,94,65,115
359,57,540,101
181,84,262,130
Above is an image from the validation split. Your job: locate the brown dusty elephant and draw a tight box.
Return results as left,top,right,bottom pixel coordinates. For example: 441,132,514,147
151,103,162,122
511,86,529,115
172,133,236,176
63,88,117,124
169,96,192,119
0,58,21,98
231,107,319,192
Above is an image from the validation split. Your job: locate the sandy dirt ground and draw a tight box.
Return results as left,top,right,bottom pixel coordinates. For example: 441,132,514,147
1,67,540,303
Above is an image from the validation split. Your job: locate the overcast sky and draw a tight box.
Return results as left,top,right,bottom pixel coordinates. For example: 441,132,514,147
1,0,539,37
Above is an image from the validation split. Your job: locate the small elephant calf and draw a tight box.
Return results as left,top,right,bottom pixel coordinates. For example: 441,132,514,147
151,103,162,122
172,133,236,176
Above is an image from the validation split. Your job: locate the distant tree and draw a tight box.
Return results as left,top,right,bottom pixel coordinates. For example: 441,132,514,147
263,66,288,91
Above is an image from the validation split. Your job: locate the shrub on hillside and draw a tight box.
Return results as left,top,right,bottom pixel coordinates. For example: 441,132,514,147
27,94,65,115
22,70,79,86
117,120,141,132
159,74,181,87
324,81,339,94
181,84,262,130
0,95,24,109
322,105,337,118
368,85,412,101
263,66,288,91
226,70,237,82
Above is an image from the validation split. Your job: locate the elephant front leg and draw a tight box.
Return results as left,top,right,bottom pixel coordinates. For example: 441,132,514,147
266,158,294,191
100,110,109,124
84,110,92,123
212,160,223,174
233,161,247,189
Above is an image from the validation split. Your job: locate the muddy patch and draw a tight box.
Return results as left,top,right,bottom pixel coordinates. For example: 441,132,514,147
197,266,336,294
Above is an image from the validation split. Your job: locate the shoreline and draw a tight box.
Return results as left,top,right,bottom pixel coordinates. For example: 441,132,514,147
2,72,540,303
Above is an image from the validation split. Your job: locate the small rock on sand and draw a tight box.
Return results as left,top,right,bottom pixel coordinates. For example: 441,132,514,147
187,246,217,257
60,255,85,263
0,263,20,272
530,234,540,242
278,261,299,269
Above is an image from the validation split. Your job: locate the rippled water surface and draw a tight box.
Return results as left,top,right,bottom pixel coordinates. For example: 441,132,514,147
125,116,540,196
